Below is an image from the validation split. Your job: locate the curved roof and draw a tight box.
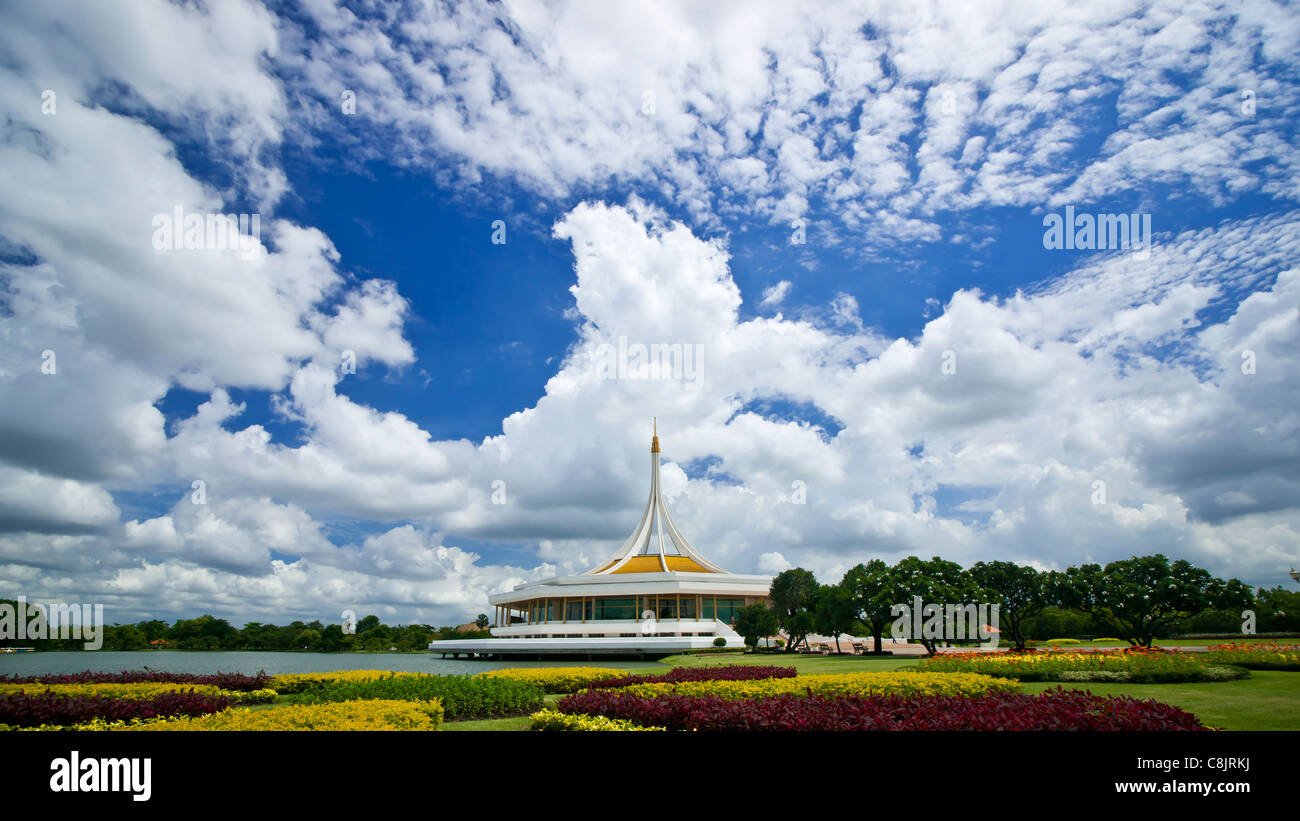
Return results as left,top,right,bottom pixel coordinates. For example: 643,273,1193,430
585,422,727,575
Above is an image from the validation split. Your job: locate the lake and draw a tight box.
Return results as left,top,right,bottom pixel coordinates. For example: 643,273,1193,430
0,651,664,678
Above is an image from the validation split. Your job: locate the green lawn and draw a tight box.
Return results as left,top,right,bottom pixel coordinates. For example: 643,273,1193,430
440,715,533,731
670,653,1300,730
662,652,922,673
254,652,1294,731
1019,672,1300,731
436,653,1300,731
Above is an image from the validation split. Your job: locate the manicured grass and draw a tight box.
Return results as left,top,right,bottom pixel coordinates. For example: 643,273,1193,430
1030,638,1292,648
249,654,1300,731
660,653,922,673
1020,671,1300,731
653,654,1300,731
440,715,532,731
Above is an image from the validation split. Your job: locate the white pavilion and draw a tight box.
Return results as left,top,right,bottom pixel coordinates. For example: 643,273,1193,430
430,424,773,659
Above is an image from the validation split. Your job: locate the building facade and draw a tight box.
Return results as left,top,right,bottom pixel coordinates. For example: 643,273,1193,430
430,425,773,659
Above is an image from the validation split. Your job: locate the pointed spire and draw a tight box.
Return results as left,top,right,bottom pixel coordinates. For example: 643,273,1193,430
584,424,728,575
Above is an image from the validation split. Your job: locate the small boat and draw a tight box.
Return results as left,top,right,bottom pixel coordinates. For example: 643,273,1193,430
0,647,36,653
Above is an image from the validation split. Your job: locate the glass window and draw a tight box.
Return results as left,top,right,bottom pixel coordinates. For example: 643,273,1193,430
595,597,635,620
566,600,584,622
656,596,677,620
716,598,744,624
701,596,715,619
679,596,697,619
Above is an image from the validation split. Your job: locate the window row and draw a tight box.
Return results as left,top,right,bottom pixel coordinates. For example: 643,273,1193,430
513,595,749,624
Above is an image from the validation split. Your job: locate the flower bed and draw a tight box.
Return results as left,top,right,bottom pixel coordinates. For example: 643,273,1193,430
267,670,424,694
585,664,797,690
474,667,627,693
556,689,1207,731
1204,642,1300,671
923,648,1247,683
298,674,543,720
0,682,276,704
608,671,1017,700
529,708,663,731
0,690,233,729
122,699,444,731
0,670,270,691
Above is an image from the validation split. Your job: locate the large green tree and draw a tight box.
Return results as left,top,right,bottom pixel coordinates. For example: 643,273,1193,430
969,560,1048,650
813,584,858,654
733,603,778,652
886,556,977,656
1050,554,1255,647
1256,586,1300,633
842,559,896,654
769,568,819,653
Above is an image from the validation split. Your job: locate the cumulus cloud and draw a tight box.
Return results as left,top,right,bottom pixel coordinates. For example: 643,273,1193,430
278,0,1300,242
0,0,1296,626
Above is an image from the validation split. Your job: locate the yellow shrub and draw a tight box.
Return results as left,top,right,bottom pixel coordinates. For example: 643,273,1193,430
475,667,626,693
17,717,172,732
0,682,277,704
608,671,1019,700
267,670,425,694
529,708,663,731
120,699,444,731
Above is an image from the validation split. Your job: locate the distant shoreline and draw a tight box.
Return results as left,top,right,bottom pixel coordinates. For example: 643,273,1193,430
2,648,438,654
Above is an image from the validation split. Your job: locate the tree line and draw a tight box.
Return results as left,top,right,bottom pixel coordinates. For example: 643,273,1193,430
731,553,1297,654
0,607,493,652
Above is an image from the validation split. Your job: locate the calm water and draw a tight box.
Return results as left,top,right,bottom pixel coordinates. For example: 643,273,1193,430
0,651,663,678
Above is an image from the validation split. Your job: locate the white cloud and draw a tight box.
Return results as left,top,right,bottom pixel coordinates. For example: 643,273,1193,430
1,1,1297,626
760,280,792,308
277,0,1300,241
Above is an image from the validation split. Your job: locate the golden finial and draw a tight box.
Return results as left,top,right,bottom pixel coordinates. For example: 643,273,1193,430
651,417,660,453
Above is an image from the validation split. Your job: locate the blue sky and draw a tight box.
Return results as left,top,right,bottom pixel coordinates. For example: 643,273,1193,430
1,0,1298,625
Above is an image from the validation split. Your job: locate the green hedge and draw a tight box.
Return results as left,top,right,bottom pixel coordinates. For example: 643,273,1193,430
299,674,543,720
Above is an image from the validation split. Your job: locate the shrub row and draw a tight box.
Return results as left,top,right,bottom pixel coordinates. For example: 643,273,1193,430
267,670,425,694
611,671,1018,700
923,648,1248,683
474,667,627,693
298,674,543,720
1204,642,1300,671
0,682,277,704
0,690,232,729
123,699,445,731
529,708,663,732
0,670,270,691
585,664,798,690
556,689,1208,731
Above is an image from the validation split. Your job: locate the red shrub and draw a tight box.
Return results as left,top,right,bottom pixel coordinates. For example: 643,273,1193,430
586,664,796,690
0,690,233,728
556,688,1207,731
0,670,270,691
